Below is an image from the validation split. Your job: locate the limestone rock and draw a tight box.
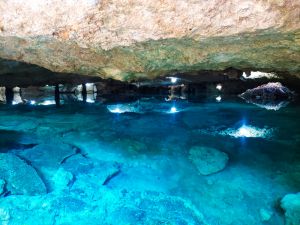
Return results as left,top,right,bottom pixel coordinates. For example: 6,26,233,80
0,153,46,195
18,143,77,169
281,193,300,225
0,1,299,80
189,146,229,175
259,208,273,222
0,208,10,225
240,82,294,110
51,168,74,191
240,82,294,100
62,154,121,186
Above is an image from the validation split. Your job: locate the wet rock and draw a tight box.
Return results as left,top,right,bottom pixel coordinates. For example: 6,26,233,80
189,146,229,175
107,191,205,225
16,142,77,192
239,82,294,110
0,153,46,195
112,138,147,154
0,208,10,225
18,143,77,169
281,192,300,225
62,154,121,186
51,168,74,191
240,82,294,100
259,208,273,222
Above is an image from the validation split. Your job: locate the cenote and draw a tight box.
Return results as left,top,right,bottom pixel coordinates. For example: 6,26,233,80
1,1,300,223
0,72,299,225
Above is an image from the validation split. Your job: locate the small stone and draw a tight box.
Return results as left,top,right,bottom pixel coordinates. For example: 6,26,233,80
259,208,273,222
189,146,229,175
0,208,10,225
281,192,300,225
51,167,74,191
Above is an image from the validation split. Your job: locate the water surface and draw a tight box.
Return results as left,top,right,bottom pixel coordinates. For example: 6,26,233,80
0,94,299,225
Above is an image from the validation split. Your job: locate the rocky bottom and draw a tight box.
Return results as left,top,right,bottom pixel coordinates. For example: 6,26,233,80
0,95,300,225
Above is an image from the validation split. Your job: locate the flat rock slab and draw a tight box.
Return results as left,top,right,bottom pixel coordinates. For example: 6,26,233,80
189,146,229,175
281,192,300,225
18,143,77,169
0,153,46,195
62,154,121,186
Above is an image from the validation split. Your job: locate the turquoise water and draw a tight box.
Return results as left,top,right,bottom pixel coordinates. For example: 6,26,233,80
0,94,300,224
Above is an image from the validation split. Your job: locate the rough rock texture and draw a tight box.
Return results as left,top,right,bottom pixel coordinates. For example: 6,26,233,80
0,0,300,81
0,153,46,195
281,193,300,225
239,82,294,110
240,82,294,100
189,146,229,175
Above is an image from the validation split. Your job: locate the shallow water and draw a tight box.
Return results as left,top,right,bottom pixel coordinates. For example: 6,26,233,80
0,94,300,225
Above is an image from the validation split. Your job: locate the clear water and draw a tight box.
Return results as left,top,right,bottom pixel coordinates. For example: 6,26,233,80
0,94,300,225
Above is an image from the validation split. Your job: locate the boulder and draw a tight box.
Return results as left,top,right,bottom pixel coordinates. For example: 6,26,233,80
239,82,294,110
281,193,300,225
17,142,77,192
18,143,77,169
240,82,294,100
0,153,46,195
189,146,229,175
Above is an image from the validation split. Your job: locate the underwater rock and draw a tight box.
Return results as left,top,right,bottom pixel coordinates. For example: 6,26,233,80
0,179,5,195
112,138,147,155
61,154,121,186
259,208,273,222
17,142,77,191
281,192,300,225
18,143,77,169
0,153,46,195
51,168,74,191
189,146,229,175
240,82,294,100
0,208,10,225
107,191,205,225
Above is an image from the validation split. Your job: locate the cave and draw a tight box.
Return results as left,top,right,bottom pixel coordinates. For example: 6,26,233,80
0,1,300,225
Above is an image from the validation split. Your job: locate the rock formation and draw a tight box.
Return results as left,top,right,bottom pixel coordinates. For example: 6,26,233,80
0,0,299,81
0,153,46,195
189,146,229,175
281,193,300,225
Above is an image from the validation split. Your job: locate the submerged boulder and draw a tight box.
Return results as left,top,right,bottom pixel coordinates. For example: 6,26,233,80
0,153,46,195
189,146,229,175
281,193,300,225
18,143,77,169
